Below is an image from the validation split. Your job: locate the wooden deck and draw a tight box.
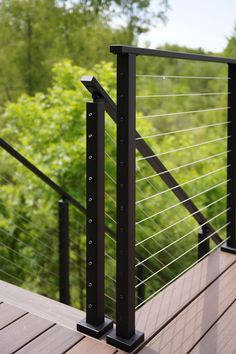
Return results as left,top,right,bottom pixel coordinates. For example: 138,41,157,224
1,248,236,353
136,248,236,353
0,281,118,354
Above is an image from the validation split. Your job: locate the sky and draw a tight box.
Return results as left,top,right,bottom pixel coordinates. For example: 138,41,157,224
139,0,236,53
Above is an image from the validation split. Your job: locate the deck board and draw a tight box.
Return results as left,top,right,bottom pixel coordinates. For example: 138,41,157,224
0,302,27,330
16,324,83,354
0,313,54,353
0,280,84,330
136,249,236,342
190,300,236,354
66,337,118,354
139,260,236,353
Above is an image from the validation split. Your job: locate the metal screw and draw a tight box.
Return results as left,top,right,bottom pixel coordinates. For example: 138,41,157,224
88,155,93,160
88,261,93,266
88,304,93,309
88,219,93,224
88,282,93,287
88,197,93,202
88,113,93,117
88,133,93,138
88,240,93,245
88,176,93,181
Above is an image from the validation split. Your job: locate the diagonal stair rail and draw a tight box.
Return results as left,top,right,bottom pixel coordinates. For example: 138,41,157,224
81,76,221,245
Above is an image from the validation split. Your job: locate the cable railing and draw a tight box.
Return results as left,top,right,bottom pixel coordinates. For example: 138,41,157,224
78,64,232,351
1,44,236,353
74,45,236,353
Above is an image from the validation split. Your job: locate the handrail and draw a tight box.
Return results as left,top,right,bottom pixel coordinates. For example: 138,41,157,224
110,45,236,64
0,138,85,213
0,137,115,237
81,76,222,245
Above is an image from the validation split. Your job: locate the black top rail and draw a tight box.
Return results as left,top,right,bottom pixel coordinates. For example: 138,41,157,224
0,137,115,236
110,45,236,65
0,138,85,213
81,76,222,245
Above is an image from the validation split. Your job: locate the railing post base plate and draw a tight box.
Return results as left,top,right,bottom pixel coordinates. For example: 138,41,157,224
77,318,113,339
106,329,144,352
221,243,236,254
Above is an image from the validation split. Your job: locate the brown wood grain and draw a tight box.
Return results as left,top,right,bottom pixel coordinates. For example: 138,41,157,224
0,302,27,330
16,324,83,354
0,313,54,353
0,280,84,330
66,337,117,354
190,300,236,354
139,261,236,354
136,249,236,341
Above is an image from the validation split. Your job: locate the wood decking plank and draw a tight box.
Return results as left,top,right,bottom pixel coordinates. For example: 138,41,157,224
66,337,118,354
0,280,84,330
139,261,236,354
0,302,27,330
16,324,83,354
190,300,236,354
136,249,236,341
0,313,54,353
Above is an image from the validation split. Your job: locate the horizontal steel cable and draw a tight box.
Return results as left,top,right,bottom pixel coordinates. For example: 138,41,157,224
0,236,58,279
135,207,229,267
137,136,228,161
136,107,229,119
104,177,178,278
105,161,184,271
105,232,161,291
135,222,229,289
0,254,56,286
136,179,228,225
0,268,23,284
136,194,229,246
0,224,55,264
137,150,229,183
136,165,229,204
137,92,229,98
136,74,229,80
135,236,229,309
136,122,229,141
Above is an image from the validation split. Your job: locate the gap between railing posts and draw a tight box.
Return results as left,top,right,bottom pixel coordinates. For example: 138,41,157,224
222,63,236,254
77,98,113,337
106,49,144,352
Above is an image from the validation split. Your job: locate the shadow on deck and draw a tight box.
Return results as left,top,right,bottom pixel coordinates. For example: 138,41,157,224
1,248,236,353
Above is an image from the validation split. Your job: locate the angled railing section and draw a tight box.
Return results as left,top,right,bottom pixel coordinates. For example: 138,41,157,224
77,46,236,352
81,76,222,245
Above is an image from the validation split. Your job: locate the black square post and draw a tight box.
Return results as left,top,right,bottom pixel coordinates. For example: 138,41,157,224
59,198,70,305
198,226,210,260
107,49,144,352
222,64,236,254
77,101,113,338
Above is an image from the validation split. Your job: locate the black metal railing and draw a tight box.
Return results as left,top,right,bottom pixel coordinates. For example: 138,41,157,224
77,46,236,352
1,44,236,353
